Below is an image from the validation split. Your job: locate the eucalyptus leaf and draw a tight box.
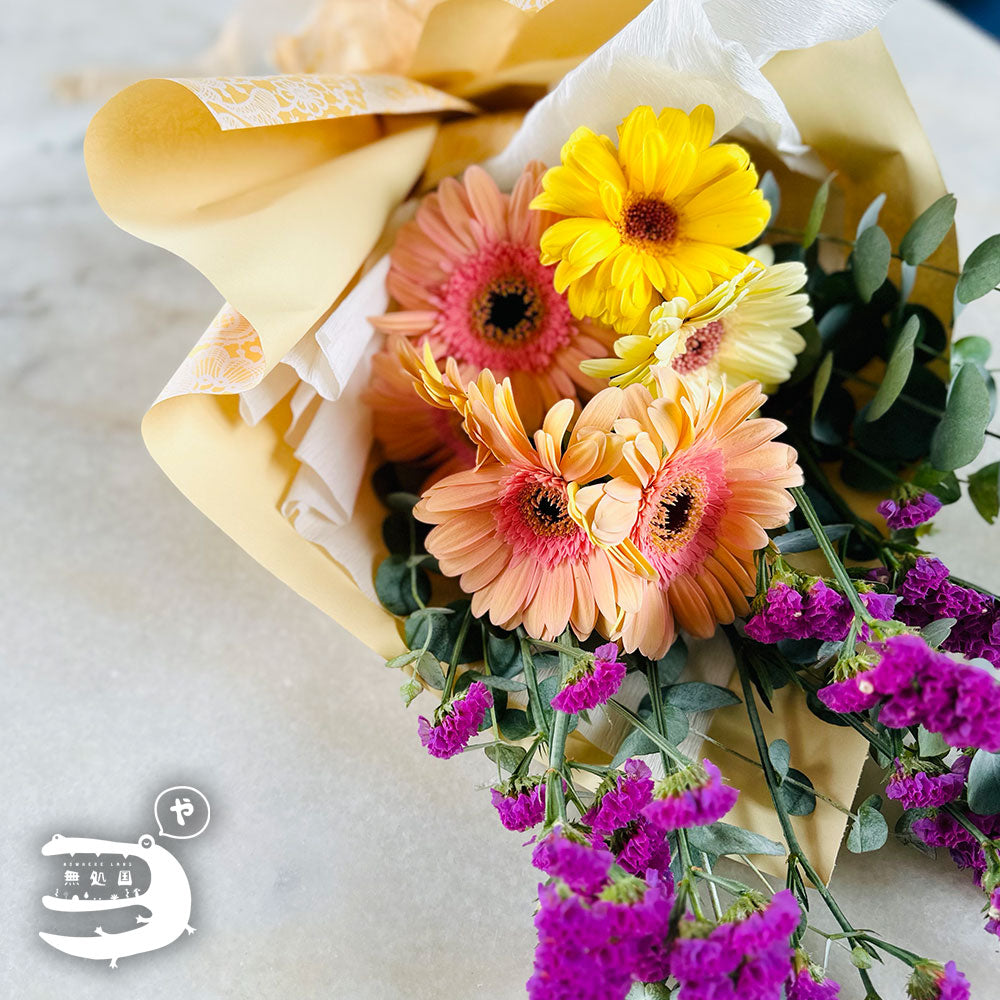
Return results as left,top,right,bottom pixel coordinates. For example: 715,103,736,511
917,726,951,757
499,709,535,741
375,555,431,616
968,462,1000,524
930,363,991,470
867,314,919,421
952,335,992,369
485,630,523,678
610,728,660,768
895,809,937,858
384,651,419,670
768,739,791,781
855,192,887,238
853,224,891,303
956,234,1000,303
846,794,888,853
811,352,834,421
484,743,526,775
657,636,688,686
779,768,817,816
803,175,834,249
967,749,1000,814
919,618,957,649
399,674,423,707
899,193,956,265
463,671,527,692
414,651,446,689
760,170,781,222
774,523,852,554
912,463,962,504
663,682,741,712
686,822,785,858
776,637,823,664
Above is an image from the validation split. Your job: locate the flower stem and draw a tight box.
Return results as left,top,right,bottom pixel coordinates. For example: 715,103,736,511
790,485,873,622
699,853,726,918
518,631,548,738
442,606,472,701
644,656,673,775
607,699,691,767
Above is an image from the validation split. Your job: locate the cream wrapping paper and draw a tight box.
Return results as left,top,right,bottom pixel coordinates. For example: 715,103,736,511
86,0,957,881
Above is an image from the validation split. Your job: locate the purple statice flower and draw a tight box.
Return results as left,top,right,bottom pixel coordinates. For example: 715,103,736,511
526,871,674,1000
642,760,739,831
745,583,807,643
786,965,840,999
417,681,493,759
906,961,971,1000
877,490,942,531
885,758,966,809
614,817,674,880
817,644,913,715
532,829,615,898
490,777,546,832
913,811,1000,885
672,890,799,1000
550,642,626,714
587,759,654,834
802,580,853,641
985,886,1000,939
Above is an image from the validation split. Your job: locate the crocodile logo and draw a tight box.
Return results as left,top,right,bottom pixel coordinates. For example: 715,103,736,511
40,833,195,968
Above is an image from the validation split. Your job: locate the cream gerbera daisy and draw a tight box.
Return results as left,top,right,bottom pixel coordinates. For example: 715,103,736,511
398,343,645,641
531,104,771,335
580,249,811,392
575,367,802,658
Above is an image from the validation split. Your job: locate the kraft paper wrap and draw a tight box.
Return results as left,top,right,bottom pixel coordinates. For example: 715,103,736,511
85,5,956,883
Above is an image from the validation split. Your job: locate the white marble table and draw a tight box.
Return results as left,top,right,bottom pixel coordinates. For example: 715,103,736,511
2,1,998,996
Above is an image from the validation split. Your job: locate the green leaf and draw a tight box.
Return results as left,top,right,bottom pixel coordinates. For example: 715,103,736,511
968,750,1000,814
484,743,526,774
851,945,875,970
462,671,526,692
663,682,741,712
899,193,956,265
952,335,992,369
803,174,834,249
760,170,781,222
919,618,956,649
853,224,891,303
779,768,816,816
656,636,688,686
917,726,951,757
786,318,822,387
969,462,1000,524
499,709,535,741
768,739,791,780
384,651,419,670
414,651,446,690
610,728,660,768
385,491,420,512
855,192,887,238
406,602,480,665
930,363,992,470
846,794,888,853
912,463,961,504
399,674,423,707
485,630,523,678
774,523,852,554
375,555,430,616
867,314,920,421
895,809,937,858
956,234,1000,303
687,821,785,858
811,352,833,421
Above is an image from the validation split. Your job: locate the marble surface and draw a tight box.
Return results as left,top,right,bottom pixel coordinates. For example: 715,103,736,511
2,1,999,997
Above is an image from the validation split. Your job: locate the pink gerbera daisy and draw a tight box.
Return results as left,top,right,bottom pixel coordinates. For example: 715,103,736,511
371,162,616,431
401,345,644,641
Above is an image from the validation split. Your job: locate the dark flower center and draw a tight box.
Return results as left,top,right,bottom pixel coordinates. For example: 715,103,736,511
472,276,544,345
621,198,679,245
522,484,576,537
650,473,707,553
673,320,725,374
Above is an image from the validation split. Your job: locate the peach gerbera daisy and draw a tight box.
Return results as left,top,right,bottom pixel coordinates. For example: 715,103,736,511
531,105,771,335
400,344,644,641
577,367,802,658
371,162,616,432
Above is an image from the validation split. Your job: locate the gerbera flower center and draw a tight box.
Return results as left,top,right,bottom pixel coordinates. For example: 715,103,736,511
620,198,679,247
672,320,725,374
437,243,574,374
495,469,591,569
650,473,706,554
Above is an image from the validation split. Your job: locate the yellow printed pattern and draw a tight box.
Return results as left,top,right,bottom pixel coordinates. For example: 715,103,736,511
174,73,473,130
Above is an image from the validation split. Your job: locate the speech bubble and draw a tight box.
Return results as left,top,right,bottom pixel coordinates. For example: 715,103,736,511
154,786,210,840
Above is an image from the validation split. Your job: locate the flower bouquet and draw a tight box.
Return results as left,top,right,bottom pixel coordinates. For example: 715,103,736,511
86,1,1000,996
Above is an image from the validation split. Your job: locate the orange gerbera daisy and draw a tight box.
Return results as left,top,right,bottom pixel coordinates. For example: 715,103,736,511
577,368,802,658
371,162,616,431
400,344,644,640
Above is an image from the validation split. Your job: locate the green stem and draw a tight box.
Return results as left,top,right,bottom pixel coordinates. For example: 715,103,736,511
645,657,673,775
699,853,726,918
442,606,472,701
791,486,873,622
519,632,548,739
607,700,691,767
527,637,589,659
546,707,571,826
856,935,923,967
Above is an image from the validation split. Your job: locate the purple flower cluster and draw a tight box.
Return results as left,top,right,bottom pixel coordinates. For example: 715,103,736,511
895,557,1000,668
672,890,800,1000
491,777,546,831
745,581,895,644
885,757,968,810
584,760,673,879
527,871,673,1000
417,681,493,759
532,829,616,897
786,965,840,999
643,760,739,831
985,886,1000,939
877,490,942,531
817,635,1000,751
913,811,1000,886
906,961,971,1000
550,642,627,714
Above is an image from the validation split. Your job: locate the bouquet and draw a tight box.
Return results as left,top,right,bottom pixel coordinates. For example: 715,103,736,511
86,1,1000,996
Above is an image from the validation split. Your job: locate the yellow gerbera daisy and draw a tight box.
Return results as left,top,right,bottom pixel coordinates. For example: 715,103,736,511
580,248,811,392
531,104,771,335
